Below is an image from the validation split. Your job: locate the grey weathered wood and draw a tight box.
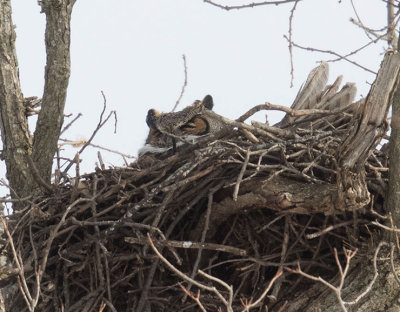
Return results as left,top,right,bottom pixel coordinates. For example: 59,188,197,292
334,52,400,211
323,82,357,110
386,52,400,227
278,62,329,127
292,61,329,110
339,52,400,170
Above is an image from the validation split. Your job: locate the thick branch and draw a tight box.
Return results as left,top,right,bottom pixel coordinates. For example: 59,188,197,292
338,52,400,170
191,176,343,240
32,0,76,186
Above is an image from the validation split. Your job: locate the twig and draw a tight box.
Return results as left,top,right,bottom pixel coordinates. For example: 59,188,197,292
1,218,34,311
60,112,82,135
147,234,232,311
286,244,382,312
179,285,207,312
287,0,300,87
240,269,283,311
185,183,223,300
39,198,93,287
29,225,40,308
350,0,375,41
198,269,233,306
102,298,117,312
88,142,136,160
137,192,175,311
270,216,290,300
124,236,246,256
343,243,382,305
283,36,377,75
172,54,188,112
286,248,354,312
305,220,357,239
327,32,387,63
203,0,300,11
371,220,400,232
97,151,105,170
63,91,117,174
74,153,80,186
233,149,250,201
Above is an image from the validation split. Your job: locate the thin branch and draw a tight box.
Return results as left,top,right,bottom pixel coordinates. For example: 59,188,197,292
343,243,382,305
240,269,283,311
179,285,207,312
60,112,82,135
287,0,300,87
172,54,188,112
147,234,232,310
124,236,246,256
305,220,357,239
39,198,93,286
63,91,116,174
203,0,301,11
1,218,34,310
350,0,375,41
284,36,377,74
233,149,250,201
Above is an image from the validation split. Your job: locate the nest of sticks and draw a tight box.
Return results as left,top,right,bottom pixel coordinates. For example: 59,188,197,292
3,62,392,312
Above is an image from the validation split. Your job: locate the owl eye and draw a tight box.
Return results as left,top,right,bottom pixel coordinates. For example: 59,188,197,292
180,116,209,135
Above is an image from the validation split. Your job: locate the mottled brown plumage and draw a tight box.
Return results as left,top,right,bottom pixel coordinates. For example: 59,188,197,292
142,95,226,153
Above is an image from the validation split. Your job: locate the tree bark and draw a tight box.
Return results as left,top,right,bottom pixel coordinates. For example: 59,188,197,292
285,252,400,312
386,56,400,228
32,0,76,190
0,0,35,199
0,0,76,201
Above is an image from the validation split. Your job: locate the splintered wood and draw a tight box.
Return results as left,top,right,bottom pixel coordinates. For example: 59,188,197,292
4,52,399,312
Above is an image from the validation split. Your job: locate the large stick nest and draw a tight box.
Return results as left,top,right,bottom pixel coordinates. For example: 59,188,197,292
3,58,396,311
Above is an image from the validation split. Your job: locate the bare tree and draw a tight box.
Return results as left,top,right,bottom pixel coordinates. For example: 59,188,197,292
1,1,400,312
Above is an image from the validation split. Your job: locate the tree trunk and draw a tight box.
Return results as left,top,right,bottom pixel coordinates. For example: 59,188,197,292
0,0,35,199
386,57,400,228
285,254,400,312
0,0,75,201
32,0,76,190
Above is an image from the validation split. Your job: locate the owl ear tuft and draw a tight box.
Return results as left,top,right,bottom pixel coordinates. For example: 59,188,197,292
146,109,161,128
202,95,214,110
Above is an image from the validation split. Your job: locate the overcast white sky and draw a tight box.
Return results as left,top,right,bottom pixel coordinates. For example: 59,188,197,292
5,0,389,190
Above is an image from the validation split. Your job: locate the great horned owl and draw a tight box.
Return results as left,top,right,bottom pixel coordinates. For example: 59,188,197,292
139,95,226,155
